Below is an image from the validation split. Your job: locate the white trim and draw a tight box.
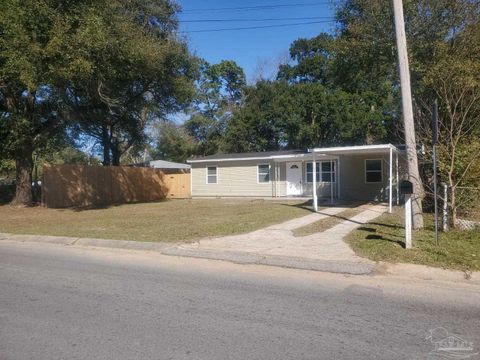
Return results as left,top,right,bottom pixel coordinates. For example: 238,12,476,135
396,151,400,205
206,165,218,184
389,147,393,213
310,144,398,154
312,155,317,211
188,154,312,163
257,163,271,184
337,156,341,199
364,159,383,184
286,161,303,196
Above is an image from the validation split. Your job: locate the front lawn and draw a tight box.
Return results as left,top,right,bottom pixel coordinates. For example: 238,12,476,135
346,208,480,271
0,199,311,243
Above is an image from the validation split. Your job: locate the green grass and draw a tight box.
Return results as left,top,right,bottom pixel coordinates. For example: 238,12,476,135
0,199,311,243
346,208,480,271
292,208,363,237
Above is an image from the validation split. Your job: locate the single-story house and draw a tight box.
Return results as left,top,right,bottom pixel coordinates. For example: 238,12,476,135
187,144,405,212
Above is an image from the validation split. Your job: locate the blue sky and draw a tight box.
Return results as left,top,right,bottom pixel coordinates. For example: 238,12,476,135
177,1,336,82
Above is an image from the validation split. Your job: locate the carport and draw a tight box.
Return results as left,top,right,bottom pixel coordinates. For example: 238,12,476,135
308,144,401,213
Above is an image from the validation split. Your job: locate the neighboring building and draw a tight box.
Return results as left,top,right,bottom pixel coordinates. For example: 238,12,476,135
130,159,191,173
187,144,405,209
149,160,191,172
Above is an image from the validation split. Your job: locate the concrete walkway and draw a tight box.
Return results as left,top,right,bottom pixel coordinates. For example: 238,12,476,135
165,203,387,274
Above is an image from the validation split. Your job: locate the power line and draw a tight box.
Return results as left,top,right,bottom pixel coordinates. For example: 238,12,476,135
181,20,335,33
180,16,334,23
182,2,331,13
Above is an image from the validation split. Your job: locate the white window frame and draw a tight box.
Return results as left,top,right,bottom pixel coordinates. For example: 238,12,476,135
365,159,383,184
257,163,271,184
320,160,336,183
305,161,320,183
305,161,336,183
206,165,218,184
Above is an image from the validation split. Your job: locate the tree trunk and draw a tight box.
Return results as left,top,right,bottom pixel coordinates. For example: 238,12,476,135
12,149,33,206
407,144,424,229
111,142,121,166
451,186,457,228
101,126,111,166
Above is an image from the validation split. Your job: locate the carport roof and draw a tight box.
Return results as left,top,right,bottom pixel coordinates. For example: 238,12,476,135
309,144,399,155
187,144,400,163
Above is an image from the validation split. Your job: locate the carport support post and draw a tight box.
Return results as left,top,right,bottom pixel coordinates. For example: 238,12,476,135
389,147,393,213
312,152,318,212
396,152,399,205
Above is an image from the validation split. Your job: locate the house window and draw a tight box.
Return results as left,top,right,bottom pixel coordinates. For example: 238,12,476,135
365,159,383,183
306,161,335,182
306,162,320,183
207,166,217,184
321,161,335,183
258,164,270,183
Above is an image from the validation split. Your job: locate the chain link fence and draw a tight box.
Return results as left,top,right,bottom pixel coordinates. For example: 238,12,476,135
444,186,480,230
453,186,480,230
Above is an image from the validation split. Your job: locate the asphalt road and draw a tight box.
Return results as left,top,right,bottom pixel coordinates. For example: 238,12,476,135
1,241,479,360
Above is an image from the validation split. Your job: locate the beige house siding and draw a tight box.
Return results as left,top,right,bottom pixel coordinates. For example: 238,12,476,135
338,153,394,202
191,160,277,197
191,150,404,201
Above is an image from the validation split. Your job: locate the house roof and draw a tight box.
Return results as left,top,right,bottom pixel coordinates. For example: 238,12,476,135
187,149,306,163
149,160,191,169
187,144,399,163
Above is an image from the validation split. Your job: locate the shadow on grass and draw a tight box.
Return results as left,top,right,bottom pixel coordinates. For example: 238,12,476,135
280,200,367,214
356,226,406,248
280,200,316,213
367,222,404,230
365,233,406,248
57,199,172,212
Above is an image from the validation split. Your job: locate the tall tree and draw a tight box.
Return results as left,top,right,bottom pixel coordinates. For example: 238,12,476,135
152,121,196,163
0,0,195,205
184,60,246,155
63,0,195,166
0,0,85,204
417,20,480,227
225,80,391,152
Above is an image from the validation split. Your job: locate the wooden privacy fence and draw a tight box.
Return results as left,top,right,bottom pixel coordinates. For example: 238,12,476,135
43,164,190,208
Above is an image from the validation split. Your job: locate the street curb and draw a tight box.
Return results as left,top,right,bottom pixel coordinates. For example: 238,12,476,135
0,232,375,275
162,247,375,275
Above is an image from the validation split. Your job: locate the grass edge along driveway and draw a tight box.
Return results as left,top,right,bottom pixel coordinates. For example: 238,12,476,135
345,208,480,271
0,199,311,243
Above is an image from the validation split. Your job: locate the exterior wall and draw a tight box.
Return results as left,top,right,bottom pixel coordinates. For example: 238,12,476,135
339,153,391,202
191,151,405,201
191,160,277,197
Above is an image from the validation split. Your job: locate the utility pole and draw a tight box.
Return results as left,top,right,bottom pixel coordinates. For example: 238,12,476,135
392,0,424,229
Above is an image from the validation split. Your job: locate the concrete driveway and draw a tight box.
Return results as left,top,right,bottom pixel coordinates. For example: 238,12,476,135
171,203,387,274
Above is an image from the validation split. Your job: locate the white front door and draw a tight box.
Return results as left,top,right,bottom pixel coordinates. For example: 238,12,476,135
286,162,303,196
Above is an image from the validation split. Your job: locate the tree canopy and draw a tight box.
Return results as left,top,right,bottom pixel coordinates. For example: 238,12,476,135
0,0,195,204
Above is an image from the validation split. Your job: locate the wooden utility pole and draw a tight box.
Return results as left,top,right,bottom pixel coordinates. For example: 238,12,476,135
392,0,424,229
